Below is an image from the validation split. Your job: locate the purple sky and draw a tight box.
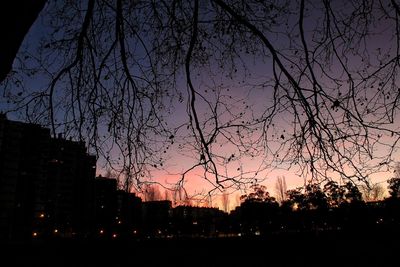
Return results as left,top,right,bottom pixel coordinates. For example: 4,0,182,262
1,1,399,206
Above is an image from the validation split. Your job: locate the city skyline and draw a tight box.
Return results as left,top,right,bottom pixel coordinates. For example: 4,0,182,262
1,114,399,267
2,2,400,265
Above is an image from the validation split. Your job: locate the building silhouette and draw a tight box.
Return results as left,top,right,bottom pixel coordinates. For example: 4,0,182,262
93,176,118,238
0,114,50,240
115,189,142,238
93,177,142,239
3,115,400,243
142,200,172,237
43,136,96,238
172,206,226,237
0,115,95,240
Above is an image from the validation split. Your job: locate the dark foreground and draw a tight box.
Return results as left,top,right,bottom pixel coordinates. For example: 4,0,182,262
2,229,398,267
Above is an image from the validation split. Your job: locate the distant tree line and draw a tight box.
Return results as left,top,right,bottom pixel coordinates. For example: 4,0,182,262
28,177,400,242
229,178,400,237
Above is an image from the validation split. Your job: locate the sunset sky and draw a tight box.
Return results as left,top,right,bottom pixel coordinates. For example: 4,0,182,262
1,0,400,209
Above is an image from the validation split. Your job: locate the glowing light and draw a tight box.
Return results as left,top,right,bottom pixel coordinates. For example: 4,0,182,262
99,229,104,234
112,233,117,238
133,230,137,234
32,232,38,237
117,220,122,224
39,213,45,218
54,229,58,233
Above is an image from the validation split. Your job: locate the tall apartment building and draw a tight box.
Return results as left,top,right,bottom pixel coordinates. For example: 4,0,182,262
93,177,142,238
0,115,96,240
0,114,50,240
93,176,118,236
43,136,96,238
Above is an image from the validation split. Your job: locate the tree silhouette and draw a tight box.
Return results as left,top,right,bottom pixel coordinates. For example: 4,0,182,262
142,184,162,202
241,185,276,204
387,162,400,198
342,182,363,204
239,184,279,235
284,188,306,211
284,184,328,211
359,179,386,201
284,180,363,211
323,181,345,208
2,0,400,191
275,176,287,204
221,190,230,212
304,184,329,211
388,178,400,199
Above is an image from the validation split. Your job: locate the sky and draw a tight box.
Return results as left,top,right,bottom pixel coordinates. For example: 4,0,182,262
1,1,399,209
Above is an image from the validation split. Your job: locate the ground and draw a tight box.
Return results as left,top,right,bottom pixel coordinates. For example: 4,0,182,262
1,229,397,267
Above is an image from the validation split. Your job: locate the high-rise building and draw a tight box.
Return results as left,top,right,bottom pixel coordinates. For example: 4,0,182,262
93,176,117,237
44,136,96,238
0,114,50,240
115,190,142,237
0,115,96,240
